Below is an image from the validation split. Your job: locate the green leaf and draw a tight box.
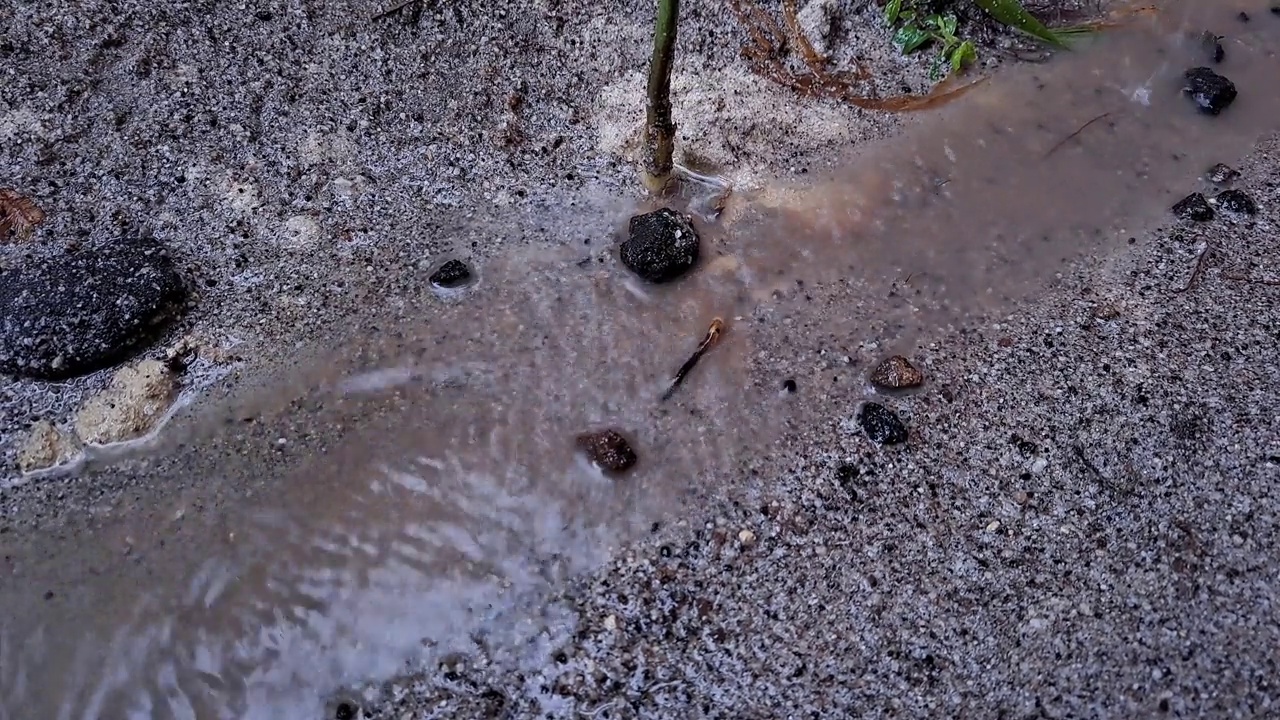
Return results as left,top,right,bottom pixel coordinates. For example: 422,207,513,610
939,13,958,39
894,24,933,54
972,0,1067,48
950,40,977,72
884,0,902,27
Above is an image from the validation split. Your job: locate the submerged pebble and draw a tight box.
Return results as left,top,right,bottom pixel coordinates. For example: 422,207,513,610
1206,163,1240,185
1183,67,1237,115
575,429,638,473
620,208,699,283
428,259,472,289
1172,192,1214,222
1214,189,1258,216
870,355,924,389
858,402,908,445
1200,31,1225,63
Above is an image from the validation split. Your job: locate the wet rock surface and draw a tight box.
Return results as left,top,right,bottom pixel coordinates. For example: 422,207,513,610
1207,163,1241,184
1183,67,1238,115
1172,192,1215,221
428,259,472,289
15,421,82,473
575,429,637,473
619,208,699,283
857,402,908,445
869,355,924,389
1200,31,1225,63
73,359,178,445
0,240,186,380
1215,189,1259,216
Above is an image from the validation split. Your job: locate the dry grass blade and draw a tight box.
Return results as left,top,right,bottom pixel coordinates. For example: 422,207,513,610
728,0,986,113
781,0,828,69
0,189,46,242
1223,270,1280,286
1059,4,1159,34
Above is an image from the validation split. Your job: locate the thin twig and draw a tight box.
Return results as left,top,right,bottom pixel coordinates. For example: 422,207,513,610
1173,242,1214,293
371,0,420,21
1223,271,1280,286
1044,112,1110,158
1072,443,1133,497
781,0,827,70
661,318,725,401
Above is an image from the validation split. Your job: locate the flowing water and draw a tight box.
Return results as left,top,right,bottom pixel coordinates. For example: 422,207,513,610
3,1,1280,718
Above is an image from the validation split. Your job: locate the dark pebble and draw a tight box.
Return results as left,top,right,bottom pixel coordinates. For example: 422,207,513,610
334,702,356,720
869,355,924,389
619,208,699,283
1171,192,1214,222
1200,32,1224,63
428,259,472,288
1206,163,1240,185
0,239,187,380
1238,11,1249,22
1183,67,1237,115
858,402,908,445
1215,189,1258,216
835,463,860,499
575,429,638,473
783,378,797,393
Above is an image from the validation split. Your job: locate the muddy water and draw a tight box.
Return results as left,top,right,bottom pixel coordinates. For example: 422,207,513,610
4,1,1280,718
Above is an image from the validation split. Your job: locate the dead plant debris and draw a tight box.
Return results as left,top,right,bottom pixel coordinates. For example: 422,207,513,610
728,0,987,112
371,0,426,23
1044,111,1111,158
661,317,725,401
0,189,46,242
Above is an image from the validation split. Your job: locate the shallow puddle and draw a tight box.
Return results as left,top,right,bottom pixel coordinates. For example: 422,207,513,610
3,1,1279,718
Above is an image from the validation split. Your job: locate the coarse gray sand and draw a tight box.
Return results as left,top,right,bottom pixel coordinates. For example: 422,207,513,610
2,0,1280,718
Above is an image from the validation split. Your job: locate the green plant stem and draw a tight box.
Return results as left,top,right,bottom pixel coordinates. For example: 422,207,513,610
642,0,679,192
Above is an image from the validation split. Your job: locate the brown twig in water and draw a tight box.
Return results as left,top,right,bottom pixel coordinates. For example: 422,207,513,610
661,318,725,401
1044,112,1111,158
1173,242,1214,293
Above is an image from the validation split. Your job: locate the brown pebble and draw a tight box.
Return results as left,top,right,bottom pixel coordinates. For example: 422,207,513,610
575,429,638,474
997,336,1014,348
1013,490,1029,505
869,355,924,389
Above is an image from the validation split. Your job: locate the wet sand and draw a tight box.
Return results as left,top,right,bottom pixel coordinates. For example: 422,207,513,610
2,1,1280,718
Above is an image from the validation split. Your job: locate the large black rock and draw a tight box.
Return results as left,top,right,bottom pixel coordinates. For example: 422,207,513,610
1215,189,1259,216
1183,67,1237,115
620,208,700,283
1172,192,1214,222
0,239,187,379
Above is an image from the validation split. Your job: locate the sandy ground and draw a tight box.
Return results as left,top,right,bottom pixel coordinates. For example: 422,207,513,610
3,0,1280,718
